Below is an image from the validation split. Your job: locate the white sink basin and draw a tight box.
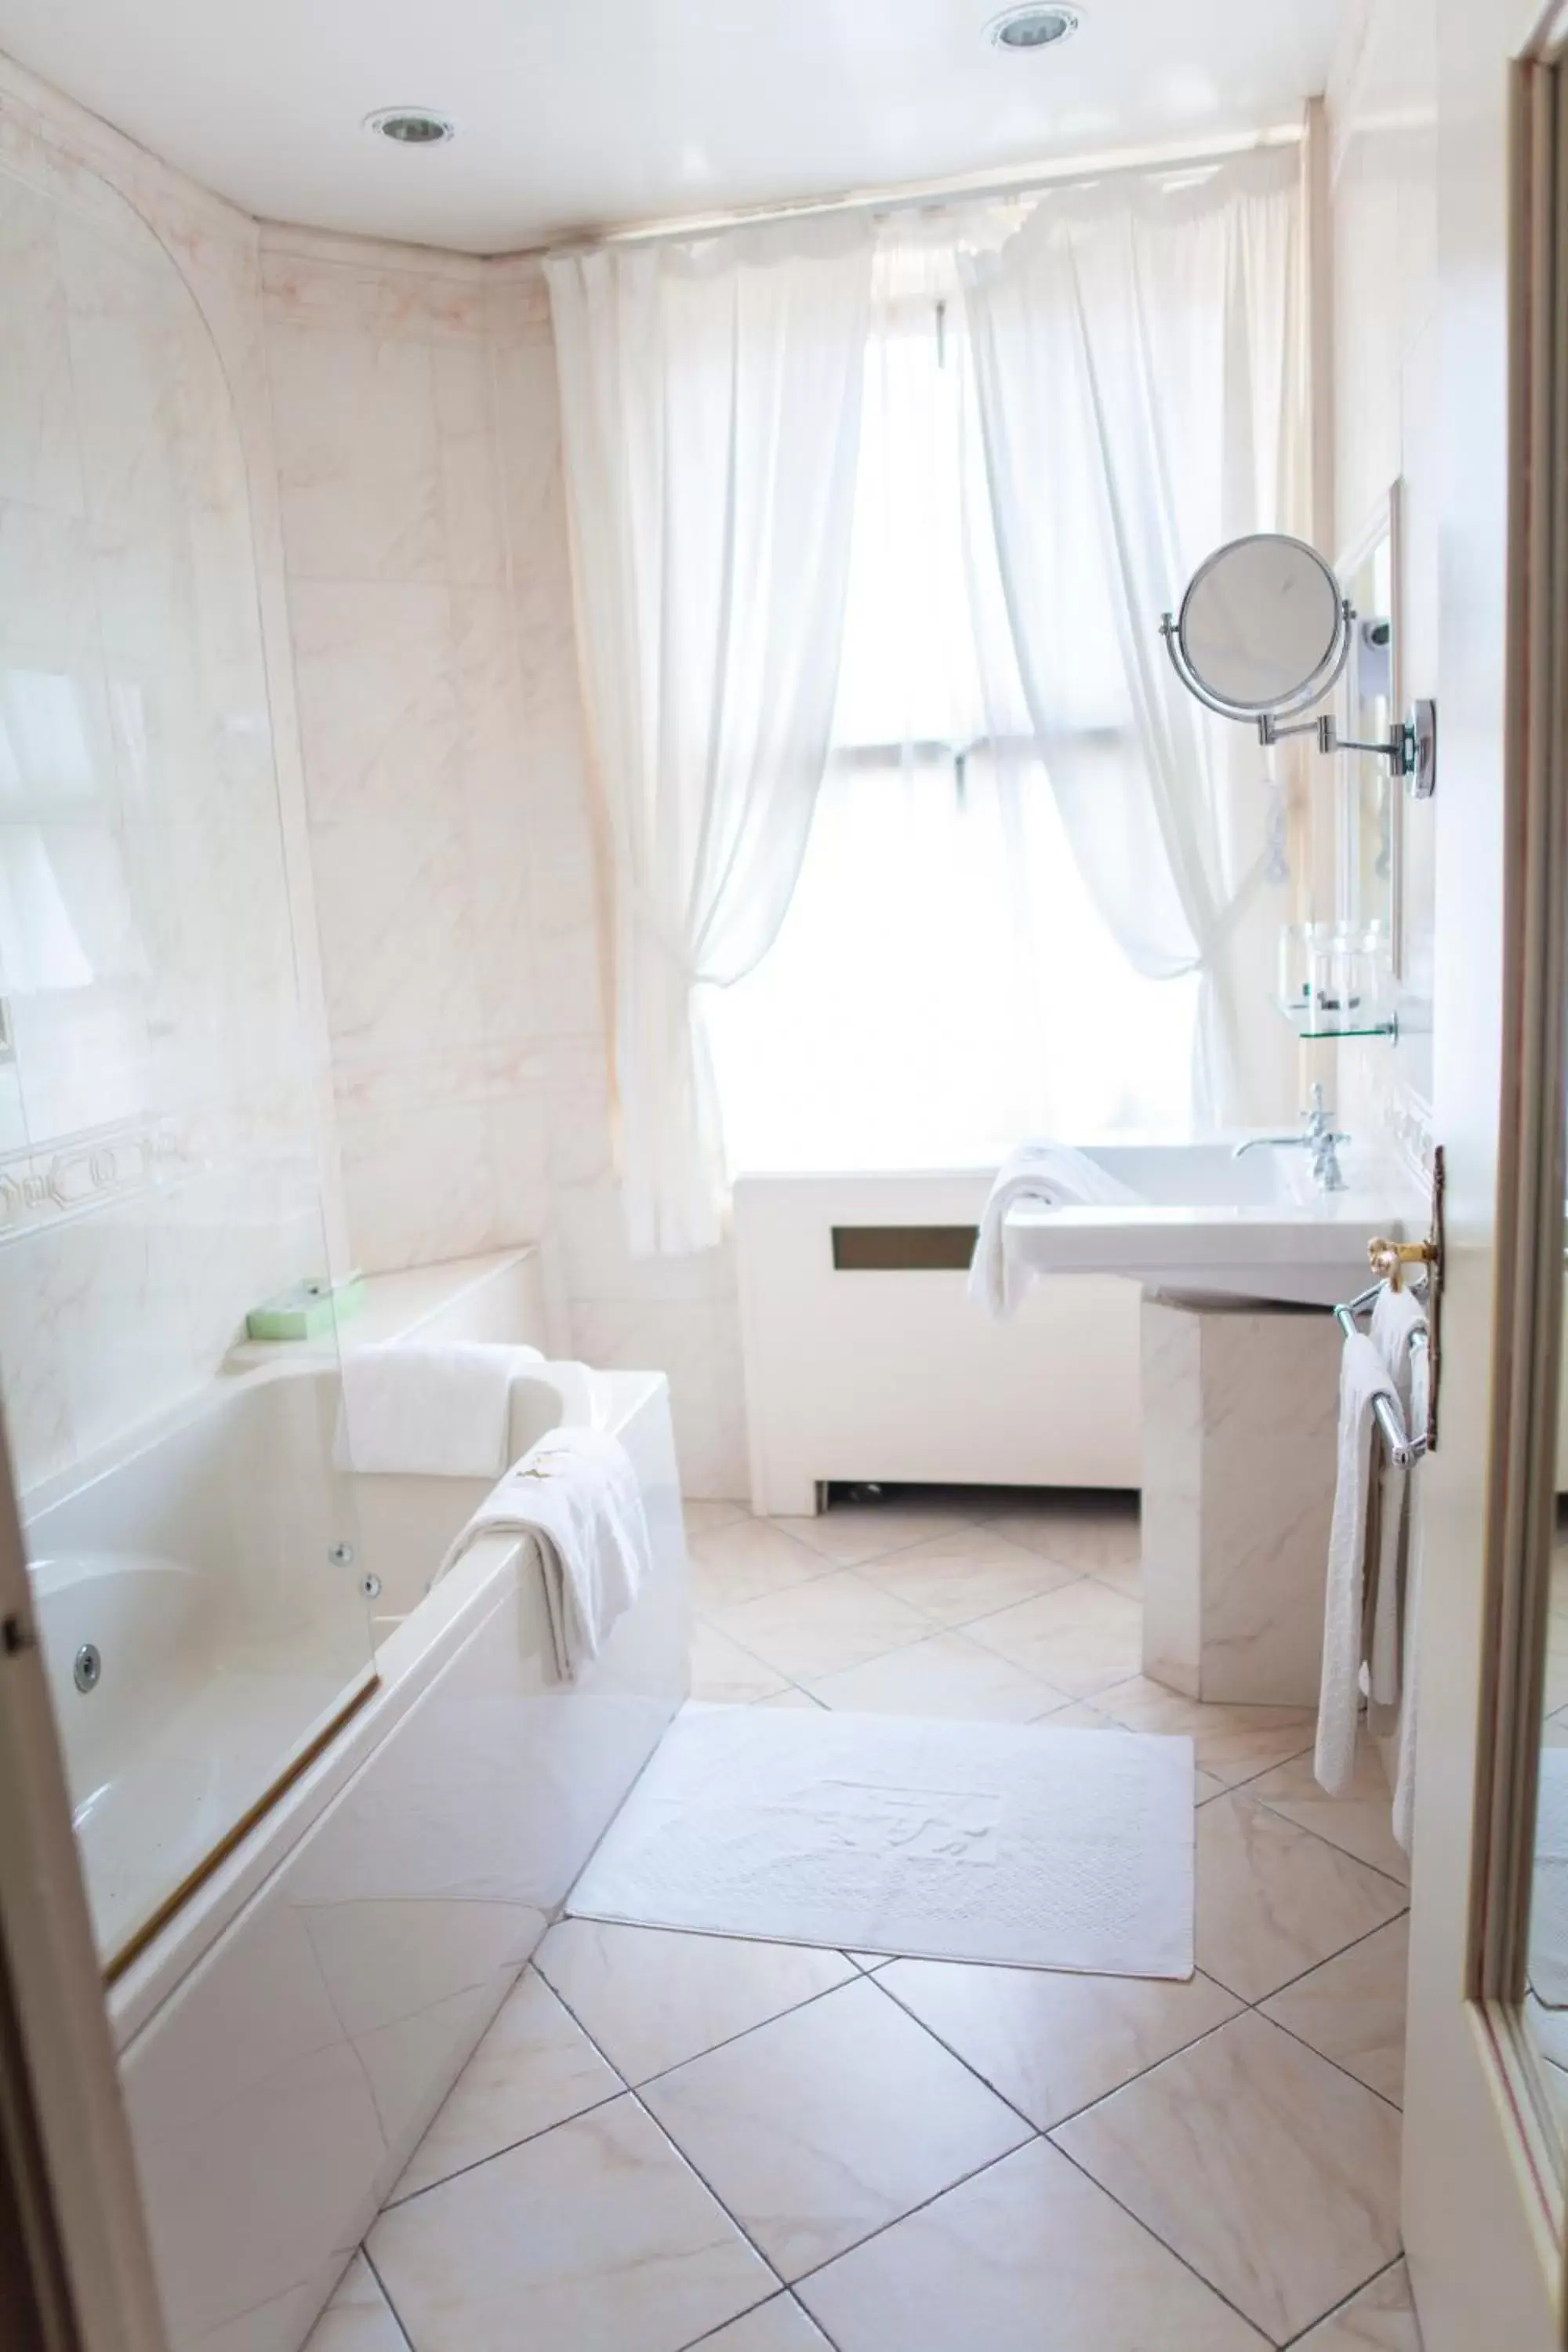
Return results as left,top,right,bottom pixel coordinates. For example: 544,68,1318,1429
1007,1139,1412,1308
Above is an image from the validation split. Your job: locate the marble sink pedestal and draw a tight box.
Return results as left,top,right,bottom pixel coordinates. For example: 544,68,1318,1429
1140,1294,1341,1708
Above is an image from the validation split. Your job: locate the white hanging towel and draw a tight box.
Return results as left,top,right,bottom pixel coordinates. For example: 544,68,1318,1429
1316,1330,1402,1797
333,1341,543,1478
1392,1334,1431,1856
434,1426,653,1681
968,1145,1141,1320
1370,1280,1428,1405
1366,1283,1429,1709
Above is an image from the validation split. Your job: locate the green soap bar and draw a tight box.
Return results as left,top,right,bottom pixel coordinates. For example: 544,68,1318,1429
246,1272,367,1343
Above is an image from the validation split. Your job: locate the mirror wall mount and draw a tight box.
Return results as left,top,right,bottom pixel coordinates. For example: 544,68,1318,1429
1285,697,1439,796
1158,532,1439,797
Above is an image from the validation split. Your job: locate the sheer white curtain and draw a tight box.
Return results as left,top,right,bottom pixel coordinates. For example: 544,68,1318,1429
546,220,873,1254
706,233,1201,1173
960,149,1305,1121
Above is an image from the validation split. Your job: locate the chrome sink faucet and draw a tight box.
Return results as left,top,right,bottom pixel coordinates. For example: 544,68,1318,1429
1232,1083,1350,1193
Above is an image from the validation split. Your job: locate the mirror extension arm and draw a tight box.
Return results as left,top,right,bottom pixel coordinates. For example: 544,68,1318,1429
1159,608,1438,799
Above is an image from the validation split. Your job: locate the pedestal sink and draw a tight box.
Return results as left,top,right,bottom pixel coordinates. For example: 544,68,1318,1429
1006,1139,1414,1308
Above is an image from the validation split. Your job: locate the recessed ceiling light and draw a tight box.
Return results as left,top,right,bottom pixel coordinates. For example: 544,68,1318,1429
986,5,1081,50
363,107,455,147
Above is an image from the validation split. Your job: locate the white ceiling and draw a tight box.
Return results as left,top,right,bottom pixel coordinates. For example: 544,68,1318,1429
0,0,1343,254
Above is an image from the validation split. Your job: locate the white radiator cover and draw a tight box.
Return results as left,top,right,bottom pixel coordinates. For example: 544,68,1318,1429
734,1173,1142,1516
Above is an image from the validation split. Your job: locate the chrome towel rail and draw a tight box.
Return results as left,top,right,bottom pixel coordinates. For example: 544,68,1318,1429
1334,1279,1428,1468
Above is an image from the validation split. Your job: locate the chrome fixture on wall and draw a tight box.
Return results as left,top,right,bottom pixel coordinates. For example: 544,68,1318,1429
1159,532,1437,797
1231,1083,1349,1193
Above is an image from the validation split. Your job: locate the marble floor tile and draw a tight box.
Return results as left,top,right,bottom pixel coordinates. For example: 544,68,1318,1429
805,1631,1065,1722
389,1969,619,2201
1247,1743,1410,1886
535,1919,855,2085
1525,1987,1568,2071
689,1518,836,1613
697,2295,833,2350
1294,2260,1421,2350
1261,1917,1409,2107
1541,2051,1568,2139
368,2094,771,2352
684,1499,750,1540
796,2136,1269,2351
784,1494,982,1568
755,1687,825,1709
707,1572,932,1683
691,1622,792,1704
1096,1676,1316,1786
1196,1766,1229,1802
982,1493,1142,1576
1197,1791,1408,2003
851,1526,1082,1625
877,1955,1243,2128
1088,1554,1143,1600
303,2254,405,2352
964,1579,1143,1697
639,1974,1030,2281
1054,2011,1402,2344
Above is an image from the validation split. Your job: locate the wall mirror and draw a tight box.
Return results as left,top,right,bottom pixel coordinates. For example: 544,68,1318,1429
1163,532,1352,721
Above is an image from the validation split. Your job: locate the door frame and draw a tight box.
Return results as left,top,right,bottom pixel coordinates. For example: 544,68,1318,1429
1404,9,1568,2343
1473,34,1568,2185
0,1413,166,2352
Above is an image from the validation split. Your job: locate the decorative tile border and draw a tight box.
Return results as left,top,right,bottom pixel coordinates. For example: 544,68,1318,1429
0,1119,184,1238
1368,1072,1434,1189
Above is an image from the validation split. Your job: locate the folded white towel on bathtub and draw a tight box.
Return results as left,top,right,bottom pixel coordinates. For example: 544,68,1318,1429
434,1426,653,1681
968,1144,1141,1320
333,1341,544,1478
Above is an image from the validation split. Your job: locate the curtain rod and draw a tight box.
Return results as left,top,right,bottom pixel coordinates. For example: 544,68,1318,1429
539,118,1306,256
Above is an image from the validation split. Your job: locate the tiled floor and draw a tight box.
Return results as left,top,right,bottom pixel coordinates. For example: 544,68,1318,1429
310,1488,1421,2352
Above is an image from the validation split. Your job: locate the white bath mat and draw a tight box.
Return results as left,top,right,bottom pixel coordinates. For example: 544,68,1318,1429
1530,1748,1568,2007
568,1703,1195,1979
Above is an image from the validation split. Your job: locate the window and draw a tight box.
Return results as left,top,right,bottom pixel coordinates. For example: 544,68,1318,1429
704,242,1200,1173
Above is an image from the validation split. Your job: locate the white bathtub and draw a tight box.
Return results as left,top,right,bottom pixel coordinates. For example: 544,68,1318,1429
27,1355,688,2352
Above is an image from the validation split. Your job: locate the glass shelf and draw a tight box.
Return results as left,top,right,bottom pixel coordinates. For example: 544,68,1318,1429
1276,997,1399,1043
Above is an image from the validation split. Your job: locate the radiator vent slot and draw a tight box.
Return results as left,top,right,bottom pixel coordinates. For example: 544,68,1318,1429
830,1225,979,1272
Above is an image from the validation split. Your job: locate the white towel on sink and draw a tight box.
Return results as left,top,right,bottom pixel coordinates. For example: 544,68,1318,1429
434,1426,652,1681
969,1145,1141,1320
333,1341,543,1478
1316,1330,1403,1796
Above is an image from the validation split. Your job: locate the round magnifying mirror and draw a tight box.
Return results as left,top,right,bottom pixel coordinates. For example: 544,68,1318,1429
1176,532,1345,715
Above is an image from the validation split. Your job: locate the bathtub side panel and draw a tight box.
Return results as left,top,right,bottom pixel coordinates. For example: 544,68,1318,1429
121,1544,684,2352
